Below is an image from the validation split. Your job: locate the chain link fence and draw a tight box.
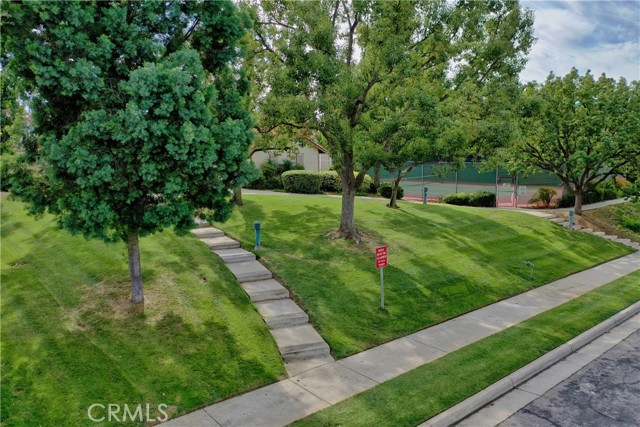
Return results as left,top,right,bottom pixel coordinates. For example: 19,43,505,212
376,162,564,207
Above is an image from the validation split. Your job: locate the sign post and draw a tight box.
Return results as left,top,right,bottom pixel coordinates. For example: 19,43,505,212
375,245,388,309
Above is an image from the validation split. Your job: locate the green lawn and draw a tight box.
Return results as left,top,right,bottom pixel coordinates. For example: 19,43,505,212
0,197,285,427
218,194,632,358
293,270,640,427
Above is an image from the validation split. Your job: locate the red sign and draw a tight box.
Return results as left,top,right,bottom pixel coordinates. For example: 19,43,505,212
375,245,388,269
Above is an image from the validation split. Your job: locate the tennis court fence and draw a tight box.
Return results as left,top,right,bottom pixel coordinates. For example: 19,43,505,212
374,162,564,208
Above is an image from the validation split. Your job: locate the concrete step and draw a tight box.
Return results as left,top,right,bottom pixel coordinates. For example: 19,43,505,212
227,260,273,282
603,235,618,240
255,299,309,329
629,242,640,249
191,227,224,239
592,231,606,236
549,218,565,223
561,222,581,229
580,228,594,233
214,248,256,264
613,238,632,245
271,324,331,360
194,218,210,228
201,236,240,250
241,279,289,302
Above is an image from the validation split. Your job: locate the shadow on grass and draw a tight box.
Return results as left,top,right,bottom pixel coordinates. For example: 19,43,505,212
2,260,282,427
214,197,631,358
1,201,285,427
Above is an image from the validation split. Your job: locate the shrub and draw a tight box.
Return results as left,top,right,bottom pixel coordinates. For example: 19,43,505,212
529,187,557,208
557,192,574,208
442,191,496,207
318,171,375,193
378,183,404,199
246,159,304,190
469,191,496,207
442,192,472,205
594,180,622,202
281,170,323,194
620,215,640,233
360,174,375,193
318,171,342,192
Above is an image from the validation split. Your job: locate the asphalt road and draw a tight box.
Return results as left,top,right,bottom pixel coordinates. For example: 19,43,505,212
498,330,640,427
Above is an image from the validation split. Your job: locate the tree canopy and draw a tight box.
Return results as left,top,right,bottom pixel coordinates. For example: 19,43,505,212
246,0,534,239
2,1,255,303
504,68,640,214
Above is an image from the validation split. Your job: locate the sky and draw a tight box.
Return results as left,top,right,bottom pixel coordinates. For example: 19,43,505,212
520,0,640,83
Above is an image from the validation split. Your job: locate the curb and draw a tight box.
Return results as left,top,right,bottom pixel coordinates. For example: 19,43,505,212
422,300,640,427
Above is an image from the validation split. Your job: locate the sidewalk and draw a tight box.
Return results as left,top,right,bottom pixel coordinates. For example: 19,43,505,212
503,197,629,215
162,251,640,427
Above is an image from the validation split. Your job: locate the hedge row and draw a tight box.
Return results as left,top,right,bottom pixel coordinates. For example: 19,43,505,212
246,159,303,190
282,170,375,194
281,170,323,194
317,171,374,193
442,191,496,207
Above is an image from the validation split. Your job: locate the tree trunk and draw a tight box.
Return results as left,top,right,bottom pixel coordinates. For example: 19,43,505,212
388,171,402,209
574,189,583,215
339,180,358,236
373,164,381,192
334,157,362,241
128,232,144,304
233,187,243,206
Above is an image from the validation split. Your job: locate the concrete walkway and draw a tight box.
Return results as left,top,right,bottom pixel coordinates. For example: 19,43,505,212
162,250,640,427
503,197,629,215
549,197,629,212
190,226,333,376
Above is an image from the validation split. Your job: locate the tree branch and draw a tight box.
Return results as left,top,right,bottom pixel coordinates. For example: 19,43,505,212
351,72,380,127
331,0,340,28
254,29,285,63
346,9,359,68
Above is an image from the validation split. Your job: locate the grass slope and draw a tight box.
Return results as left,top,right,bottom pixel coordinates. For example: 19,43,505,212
583,201,640,242
218,195,632,358
293,271,640,427
1,198,285,427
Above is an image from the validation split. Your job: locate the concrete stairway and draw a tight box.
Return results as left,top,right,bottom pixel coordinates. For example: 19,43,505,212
545,214,640,250
191,225,332,376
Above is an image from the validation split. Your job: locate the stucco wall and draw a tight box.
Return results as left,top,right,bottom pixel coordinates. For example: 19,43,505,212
250,145,322,171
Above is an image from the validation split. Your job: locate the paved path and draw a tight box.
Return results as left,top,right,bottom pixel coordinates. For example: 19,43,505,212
503,198,629,215
191,226,333,376
162,250,639,427
458,320,640,427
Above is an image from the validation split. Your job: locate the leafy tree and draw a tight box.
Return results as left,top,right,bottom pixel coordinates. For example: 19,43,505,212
358,83,442,208
620,160,640,202
2,1,254,303
505,69,640,214
245,0,534,239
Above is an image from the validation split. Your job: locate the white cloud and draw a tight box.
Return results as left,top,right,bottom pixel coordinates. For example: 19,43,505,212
520,1,640,82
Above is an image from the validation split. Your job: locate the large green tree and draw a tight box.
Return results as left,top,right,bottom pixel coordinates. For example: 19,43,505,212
245,0,534,240
2,1,254,303
505,69,640,214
